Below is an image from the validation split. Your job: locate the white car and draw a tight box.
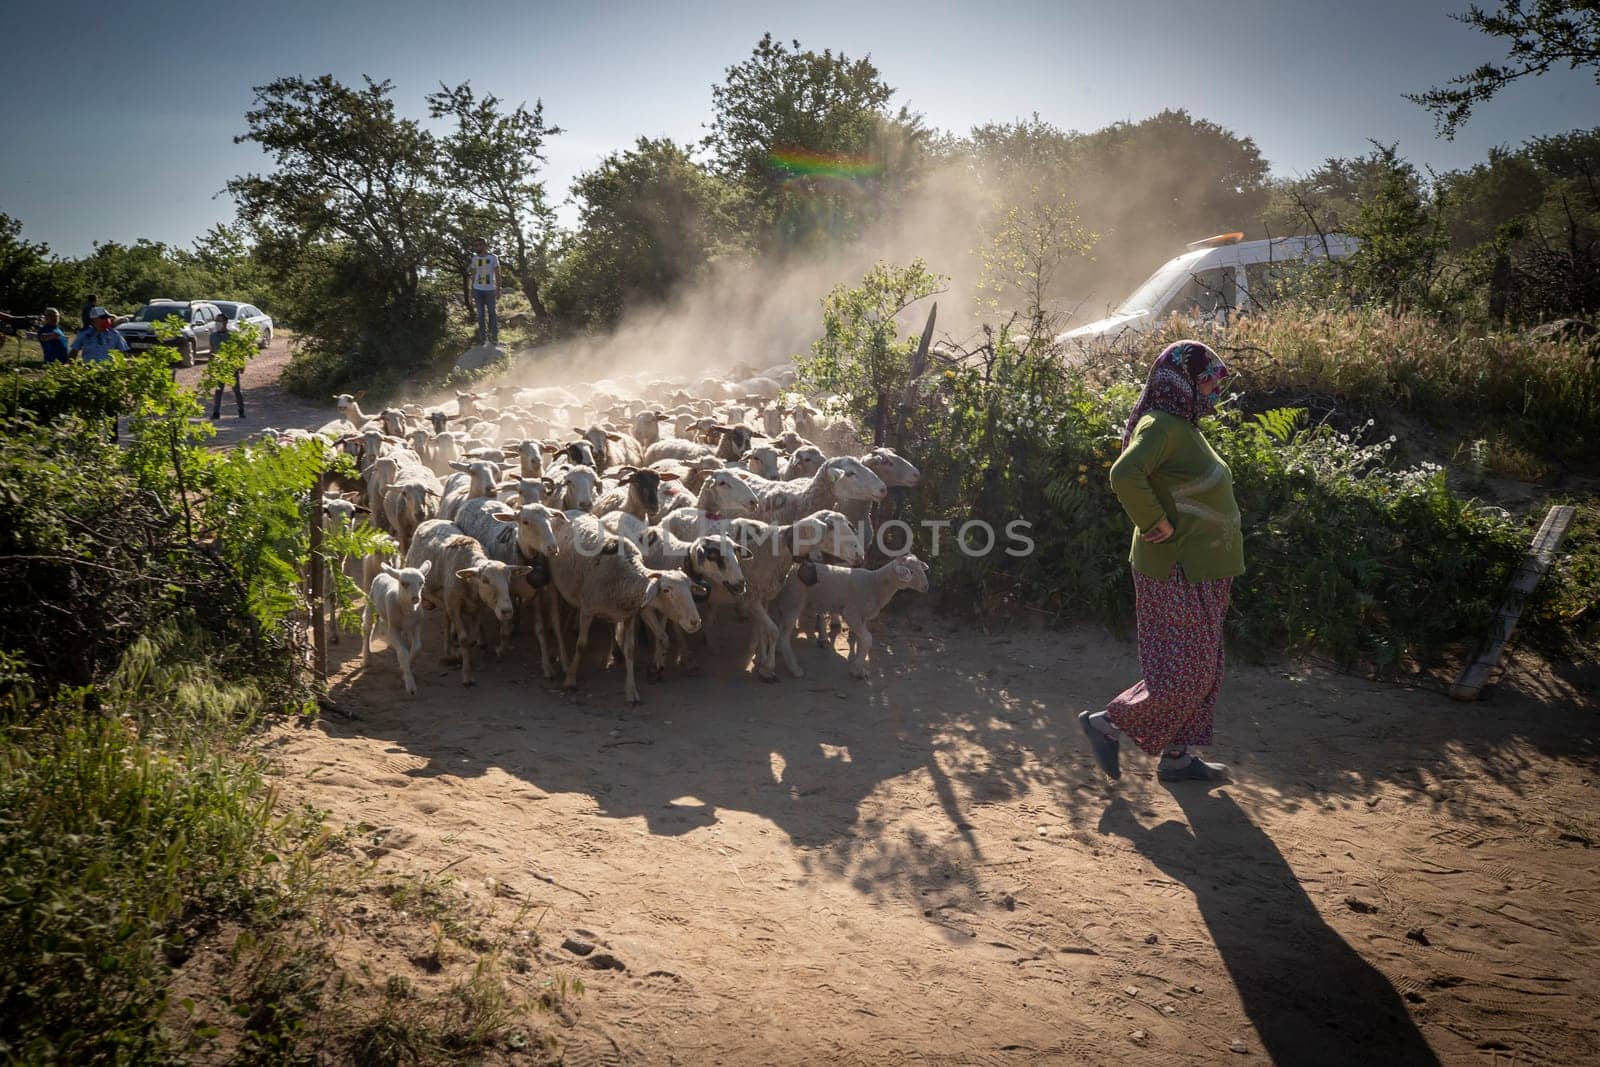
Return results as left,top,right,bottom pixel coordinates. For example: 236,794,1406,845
208,300,274,346
1058,233,1360,347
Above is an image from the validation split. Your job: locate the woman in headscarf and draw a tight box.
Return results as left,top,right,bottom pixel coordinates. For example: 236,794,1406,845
1080,339,1242,782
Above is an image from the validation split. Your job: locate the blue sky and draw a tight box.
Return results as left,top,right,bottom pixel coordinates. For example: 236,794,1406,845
4,0,1596,256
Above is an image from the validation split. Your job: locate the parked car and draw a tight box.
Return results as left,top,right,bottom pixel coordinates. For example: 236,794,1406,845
115,300,225,367
207,300,273,346
1058,233,1360,347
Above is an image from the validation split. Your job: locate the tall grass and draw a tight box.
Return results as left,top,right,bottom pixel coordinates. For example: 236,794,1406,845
1132,308,1600,457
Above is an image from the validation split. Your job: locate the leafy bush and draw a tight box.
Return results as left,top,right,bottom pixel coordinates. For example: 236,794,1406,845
887,322,1572,669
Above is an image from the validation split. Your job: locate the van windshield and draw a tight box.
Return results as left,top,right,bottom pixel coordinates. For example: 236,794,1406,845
1115,258,1197,316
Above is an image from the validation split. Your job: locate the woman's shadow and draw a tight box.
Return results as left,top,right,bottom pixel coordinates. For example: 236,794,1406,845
1098,788,1441,1066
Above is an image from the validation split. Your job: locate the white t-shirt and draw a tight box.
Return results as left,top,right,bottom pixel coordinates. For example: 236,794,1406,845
470,253,499,291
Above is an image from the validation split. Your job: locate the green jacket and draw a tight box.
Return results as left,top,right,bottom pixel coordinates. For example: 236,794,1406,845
1109,411,1245,581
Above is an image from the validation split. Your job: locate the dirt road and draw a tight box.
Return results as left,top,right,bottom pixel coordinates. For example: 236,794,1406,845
239,347,1599,1064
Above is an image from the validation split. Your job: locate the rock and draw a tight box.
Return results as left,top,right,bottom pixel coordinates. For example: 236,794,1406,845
1125,986,1140,998
1000,893,1016,911
1405,927,1430,946
1344,895,1378,914
561,936,595,957
1230,1039,1250,1054
1144,932,1159,945
453,344,504,373
587,952,626,971
1130,1030,1149,1046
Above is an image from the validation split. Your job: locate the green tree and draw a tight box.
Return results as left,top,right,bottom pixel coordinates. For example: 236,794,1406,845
0,214,82,316
229,75,454,388
705,33,928,248
1410,1,1600,137
426,82,563,321
798,260,945,432
1343,145,1452,312
546,138,741,328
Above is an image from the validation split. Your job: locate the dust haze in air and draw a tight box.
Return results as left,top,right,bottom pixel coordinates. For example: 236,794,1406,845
482,111,1271,398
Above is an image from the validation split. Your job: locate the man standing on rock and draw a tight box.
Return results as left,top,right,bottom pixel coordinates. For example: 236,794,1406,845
468,237,499,347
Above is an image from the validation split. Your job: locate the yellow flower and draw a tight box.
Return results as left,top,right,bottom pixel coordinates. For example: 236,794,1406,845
1077,464,1088,473
1077,474,1088,485
1101,461,1112,468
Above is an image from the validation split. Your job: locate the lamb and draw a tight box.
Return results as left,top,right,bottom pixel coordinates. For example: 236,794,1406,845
362,561,431,694
320,490,364,643
773,555,929,679
708,423,763,462
405,527,529,687
658,468,761,539
631,409,670,447
636,532,749,676
548,516,703,703
551,464,600,512
723,511,864,681
452,495,556,667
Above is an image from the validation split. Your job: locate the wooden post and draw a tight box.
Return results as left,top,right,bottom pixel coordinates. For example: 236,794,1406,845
1449,505,1575,701
308,471,327,681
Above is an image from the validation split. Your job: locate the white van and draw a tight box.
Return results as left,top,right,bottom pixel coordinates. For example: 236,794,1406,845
1058,232,1359,346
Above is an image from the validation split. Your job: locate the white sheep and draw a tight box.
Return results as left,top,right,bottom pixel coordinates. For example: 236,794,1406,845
774,555,929,679
658,468,762,539
362,561,431,694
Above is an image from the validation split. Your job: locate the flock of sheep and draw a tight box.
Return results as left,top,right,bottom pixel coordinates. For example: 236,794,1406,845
271,361,930,704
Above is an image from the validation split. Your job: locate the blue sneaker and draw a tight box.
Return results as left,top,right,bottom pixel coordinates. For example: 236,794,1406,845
1078,710,1120,780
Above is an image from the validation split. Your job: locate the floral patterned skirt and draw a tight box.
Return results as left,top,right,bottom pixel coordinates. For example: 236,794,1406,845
1104,564,1233,757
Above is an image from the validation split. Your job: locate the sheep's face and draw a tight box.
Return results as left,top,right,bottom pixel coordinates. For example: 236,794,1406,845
645,572,703,633
394,484,433,534
824,457,888,503
784,446,826,481
334,392,363,415
407,428,432,456
692,535,749,597
864,448,921,488
624,469,662,513
892,555,930,593
564,440,600,469
322,496,359,531
560,467,600,512
812,511,864,572
384,561,430,611
459,561,529,623
704,471,759,514
502,439,543,476
449,460,501,498
742,446,781,480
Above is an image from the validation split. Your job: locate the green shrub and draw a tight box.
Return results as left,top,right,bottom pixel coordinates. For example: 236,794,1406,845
892,326,1569,669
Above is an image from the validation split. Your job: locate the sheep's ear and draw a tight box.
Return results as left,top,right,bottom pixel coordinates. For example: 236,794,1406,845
641,575,661,606
894,563,912,582
492,511,517,523
659,471,679,482
448,460,470,471
353,390,366,400
381,563,400,578
735,543,752,560
541,477,558,494
605,432,622,441
829,467,846,483
510,565,533,578
455,568,479,582
418,560,432,577
341,491,362,502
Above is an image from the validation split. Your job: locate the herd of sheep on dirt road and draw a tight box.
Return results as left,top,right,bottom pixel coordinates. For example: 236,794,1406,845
260,362,930,703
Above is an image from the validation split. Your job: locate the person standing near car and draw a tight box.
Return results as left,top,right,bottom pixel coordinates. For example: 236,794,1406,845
468,237,499,346
208,312,245,420
69,307,130,443
33,308,71,365
1080,339,1242,783
70,307,128,363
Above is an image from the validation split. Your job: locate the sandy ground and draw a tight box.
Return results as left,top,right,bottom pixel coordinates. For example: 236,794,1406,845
236,344,1599,1065
254,611,1598,1067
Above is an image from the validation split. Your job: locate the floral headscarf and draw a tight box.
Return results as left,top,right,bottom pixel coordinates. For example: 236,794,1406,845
1120,339,1230,448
